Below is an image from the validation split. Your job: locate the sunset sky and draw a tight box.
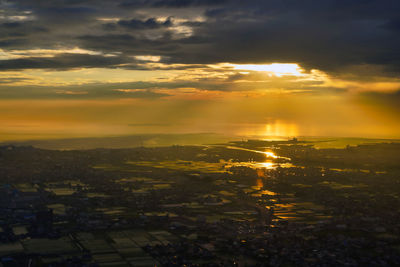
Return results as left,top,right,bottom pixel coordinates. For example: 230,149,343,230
1,0,400,141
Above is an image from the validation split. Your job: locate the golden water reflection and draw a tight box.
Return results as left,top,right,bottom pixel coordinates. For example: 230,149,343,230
227,161,294,170
259,162,275,168
264,151,278,159
218,145,293,170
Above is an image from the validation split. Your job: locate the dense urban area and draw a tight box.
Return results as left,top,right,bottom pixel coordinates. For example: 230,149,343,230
0,139,399,266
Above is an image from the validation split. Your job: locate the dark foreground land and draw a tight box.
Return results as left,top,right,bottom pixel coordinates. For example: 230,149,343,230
0,139,400,266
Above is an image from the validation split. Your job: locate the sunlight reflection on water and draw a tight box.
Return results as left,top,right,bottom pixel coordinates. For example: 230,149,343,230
264,151,278,158
225,161,294,170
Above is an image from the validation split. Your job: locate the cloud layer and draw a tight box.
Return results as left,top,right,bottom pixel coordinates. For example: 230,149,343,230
0,0,399,77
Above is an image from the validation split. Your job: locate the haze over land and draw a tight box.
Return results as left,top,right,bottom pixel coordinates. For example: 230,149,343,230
1,0,400,140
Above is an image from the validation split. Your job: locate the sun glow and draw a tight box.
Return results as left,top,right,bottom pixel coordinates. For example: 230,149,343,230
264,121,299,137
232,63,304,77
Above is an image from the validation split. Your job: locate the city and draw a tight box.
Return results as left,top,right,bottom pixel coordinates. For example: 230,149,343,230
0,139,399,266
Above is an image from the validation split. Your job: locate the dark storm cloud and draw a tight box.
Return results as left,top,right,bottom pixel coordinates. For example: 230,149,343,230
0,21,48,39
151,0,227,8
2,22,23,28
34,6,96,24
381,18,400,32
0,54,129,70
119,0,227,9
105,17,172,31
119,17,172,29
1,0,400,77
0,38,28,47
78,34,181,57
